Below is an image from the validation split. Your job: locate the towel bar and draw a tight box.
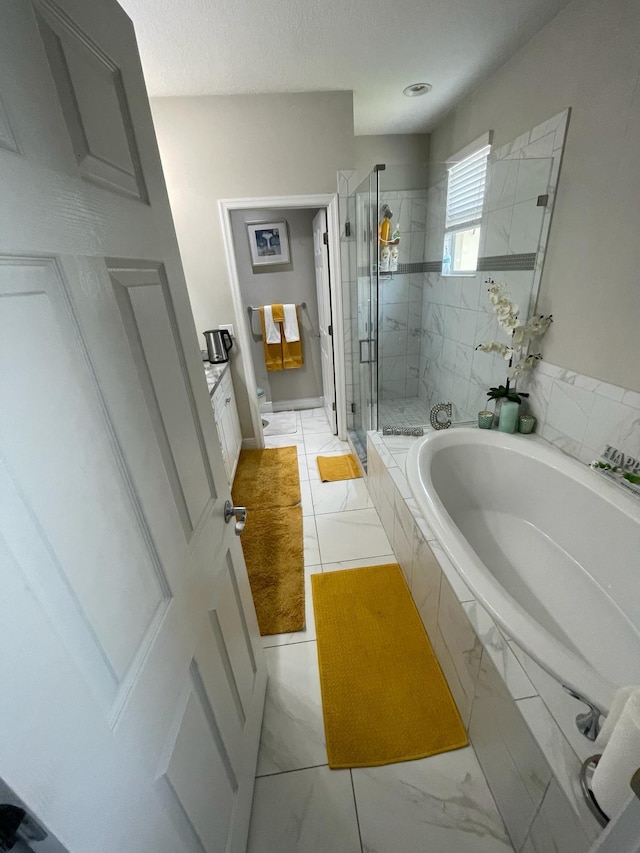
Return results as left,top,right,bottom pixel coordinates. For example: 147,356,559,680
247,302,319,338
248,302,306,312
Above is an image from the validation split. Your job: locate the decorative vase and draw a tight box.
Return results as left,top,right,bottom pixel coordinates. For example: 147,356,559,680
478,410,494,429
498,400,520,433
519,414,536,434
491,398,503,428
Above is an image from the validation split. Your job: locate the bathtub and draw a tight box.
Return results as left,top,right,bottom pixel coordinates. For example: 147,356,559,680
406,428,640,715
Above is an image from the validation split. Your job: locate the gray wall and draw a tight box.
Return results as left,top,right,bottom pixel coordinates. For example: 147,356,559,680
355,134,430,188
151,91,355,438
231,207,323,407
428,0,640,392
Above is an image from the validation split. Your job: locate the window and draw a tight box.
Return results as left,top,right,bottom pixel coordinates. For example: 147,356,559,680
442,136,491,275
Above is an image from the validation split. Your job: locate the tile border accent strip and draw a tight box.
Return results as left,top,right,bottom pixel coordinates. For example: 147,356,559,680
477,253,536,271
358,262,432,277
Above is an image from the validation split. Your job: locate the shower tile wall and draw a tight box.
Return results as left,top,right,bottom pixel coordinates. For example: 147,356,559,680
378,190,428,402
418,111,569,423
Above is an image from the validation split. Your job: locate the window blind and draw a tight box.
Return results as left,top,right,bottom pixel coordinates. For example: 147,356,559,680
445,144,491,230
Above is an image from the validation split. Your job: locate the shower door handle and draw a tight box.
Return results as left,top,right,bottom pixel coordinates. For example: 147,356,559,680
359,339,377,364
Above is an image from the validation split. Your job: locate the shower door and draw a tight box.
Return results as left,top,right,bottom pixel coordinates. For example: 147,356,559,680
351,169,379,452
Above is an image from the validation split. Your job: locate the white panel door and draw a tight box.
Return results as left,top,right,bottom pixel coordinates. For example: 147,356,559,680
313,209,337,432
0,3,266,852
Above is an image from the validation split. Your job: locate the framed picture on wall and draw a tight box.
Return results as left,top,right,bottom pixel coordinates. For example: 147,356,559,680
246,220,291,268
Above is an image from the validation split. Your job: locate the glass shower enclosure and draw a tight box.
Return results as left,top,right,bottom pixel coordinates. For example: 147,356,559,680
349,162,431,458
350,167,380,455
347,154,555,468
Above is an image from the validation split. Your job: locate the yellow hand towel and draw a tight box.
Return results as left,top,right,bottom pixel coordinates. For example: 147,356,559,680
260,306,284,371
282,306,304,369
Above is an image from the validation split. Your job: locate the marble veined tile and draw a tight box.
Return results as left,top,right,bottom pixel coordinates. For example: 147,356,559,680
525,779,591,853
264,433,306,449
515,697,599,842
304,433,351,455
256,642,326,776
299,479,313,517
411,532,442,642
352,748,513,853
303,515,321,567
248,766,361,853
583,394,640,458
429,540,474,602
315,507,392,564
301,417,335,436
296,452,310,482
310,477,373,515
544,380,594,445
300,407,326,419
463,601,535,701
321,554,396,573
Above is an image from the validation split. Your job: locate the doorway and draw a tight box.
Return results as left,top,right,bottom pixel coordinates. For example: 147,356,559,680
219,194,345,448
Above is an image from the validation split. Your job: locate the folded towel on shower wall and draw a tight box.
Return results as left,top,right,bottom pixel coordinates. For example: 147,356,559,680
283,303,300,342
263,304,282,343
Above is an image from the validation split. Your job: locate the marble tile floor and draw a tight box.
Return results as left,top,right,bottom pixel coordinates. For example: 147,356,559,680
378,396,431,429
247,409,514,852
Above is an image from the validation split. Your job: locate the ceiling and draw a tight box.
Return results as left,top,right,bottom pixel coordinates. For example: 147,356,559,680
119,0,571,135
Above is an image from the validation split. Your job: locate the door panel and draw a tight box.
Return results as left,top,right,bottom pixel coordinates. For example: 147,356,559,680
36,1,148,200
160,664,238,853
110,263,215,536
0,257,170,682
214,551,258,716
0,3,266,852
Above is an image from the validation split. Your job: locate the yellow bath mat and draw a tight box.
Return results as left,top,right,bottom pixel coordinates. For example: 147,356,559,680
232,446,301,508
242,506,304,636
312,563,468,768
316,453,362,482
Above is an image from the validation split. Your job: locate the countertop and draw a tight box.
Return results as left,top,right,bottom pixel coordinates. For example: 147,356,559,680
203,361,229,397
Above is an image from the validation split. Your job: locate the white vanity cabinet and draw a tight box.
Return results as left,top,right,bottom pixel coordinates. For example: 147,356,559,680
210,367,242,484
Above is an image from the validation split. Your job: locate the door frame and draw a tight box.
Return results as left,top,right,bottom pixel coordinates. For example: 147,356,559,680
218,193,345,447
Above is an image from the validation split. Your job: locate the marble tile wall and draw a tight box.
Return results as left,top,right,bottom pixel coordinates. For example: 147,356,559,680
366,430,602,853
521,360,640,466
418,111,569,424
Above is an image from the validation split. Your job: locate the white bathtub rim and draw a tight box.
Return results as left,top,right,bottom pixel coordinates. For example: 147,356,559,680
406,428,632,714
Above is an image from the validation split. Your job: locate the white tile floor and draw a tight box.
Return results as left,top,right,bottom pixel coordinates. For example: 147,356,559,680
378,396,431,428
246,409,513,853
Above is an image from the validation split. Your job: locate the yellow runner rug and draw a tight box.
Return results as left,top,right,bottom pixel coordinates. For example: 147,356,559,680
233,446,301,508
312,563,468,768
232,445,304,636
316,453,362,482
241,506,304,636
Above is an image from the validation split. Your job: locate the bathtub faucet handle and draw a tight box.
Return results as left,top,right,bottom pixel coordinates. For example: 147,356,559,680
562,685,603,741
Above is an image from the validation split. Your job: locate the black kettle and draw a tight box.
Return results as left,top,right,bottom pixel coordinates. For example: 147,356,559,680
203,329,233,364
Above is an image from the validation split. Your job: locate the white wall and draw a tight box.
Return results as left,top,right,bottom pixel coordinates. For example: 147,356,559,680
428,0,640,392
230,207,323,407
150,92,354,437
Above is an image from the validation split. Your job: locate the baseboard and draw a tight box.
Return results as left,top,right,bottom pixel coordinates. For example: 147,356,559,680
242,438,258,449
272,396,323,412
